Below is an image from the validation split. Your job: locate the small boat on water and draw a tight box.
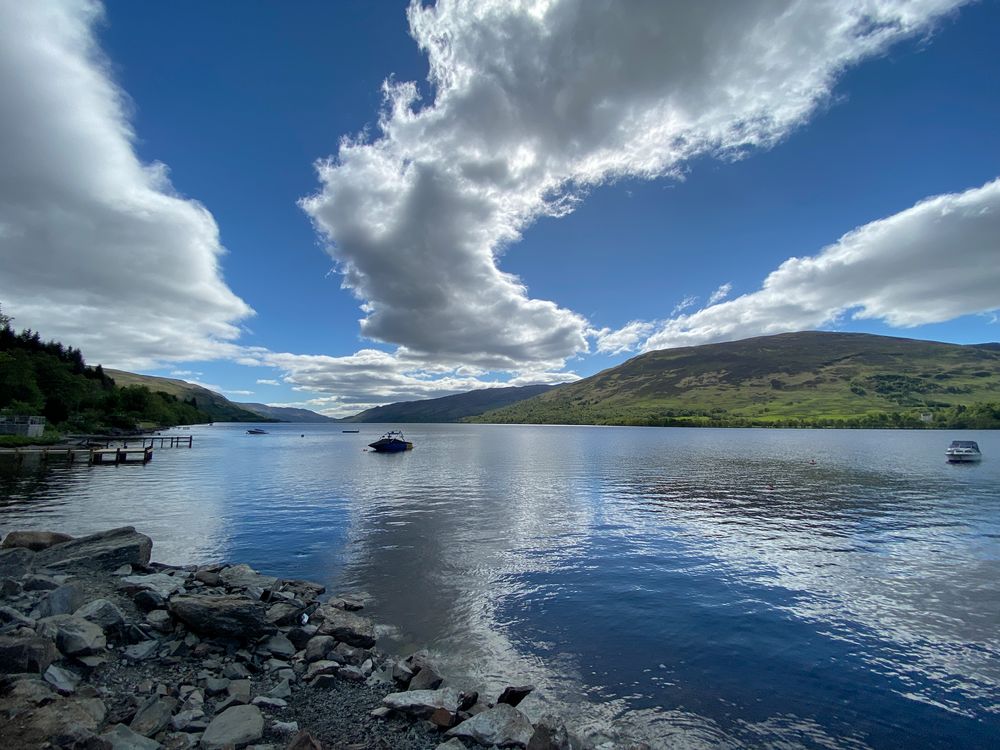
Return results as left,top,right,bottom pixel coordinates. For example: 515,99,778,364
946,440,982,463
342,429,360,433
368,430,413,453
246,428,268,435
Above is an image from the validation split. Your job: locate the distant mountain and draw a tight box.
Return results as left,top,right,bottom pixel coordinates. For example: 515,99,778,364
105,370,270,423
237,402,334,423
340,383,558,423
471,331,1000,428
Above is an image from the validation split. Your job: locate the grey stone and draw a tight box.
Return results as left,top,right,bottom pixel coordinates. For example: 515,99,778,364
219,564,278,591
0,605,36,628
304,659,341,681
310,674,338,690
204,676,230,695
266,679,291,699
328,595,364,611
0,547,34,578
43,663,81,693
227,678,251,704
33,582,85,618
170,708,207,732
303,635,335,663
169,594,273,638
265,601,301,626
409,664,444,691
382,687,463,719
224,661,251,679
201,704,265,749
101,722,163,749
34,526,153,570
133,589,166,612
2,530,74,551
130,695,178,737
272,720,299,735
392,659,415,686
337,665,365,682
447,703,534,748
285,624,317,650
526,714,584,750
0,577,20,597
121,572,185,598
314,605,376,648
333,641,366,665
251,695,287,709
497,684,534,708
260,633,295,658
22,573,61,591
124,640,160,661
39,614,107,656
74,598,126,632
436,740,468,750
146,609,174,633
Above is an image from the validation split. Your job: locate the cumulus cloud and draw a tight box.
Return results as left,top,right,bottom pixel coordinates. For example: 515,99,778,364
303,0,960,372
256,379,281,386
641,179,1000,351
593,321,657,355
241,347,577,416
708,283,733,305
0,0,252,370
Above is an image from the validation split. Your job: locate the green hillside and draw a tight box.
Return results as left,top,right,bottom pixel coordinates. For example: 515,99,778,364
341,383,556,423
471,332,1000,428
237,402,334,423
105,370,268,423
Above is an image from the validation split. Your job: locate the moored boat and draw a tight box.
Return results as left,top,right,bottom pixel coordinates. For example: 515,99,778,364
368,430,413,452
946,440,981,462
246,428,268,435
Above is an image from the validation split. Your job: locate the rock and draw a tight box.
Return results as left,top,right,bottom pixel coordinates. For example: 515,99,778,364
436,740,468,750
272,720,299,735
130,695,178,737
201,704,265,749
333,641,367,665
265,601,301,626
0,577,21,597
43,663,80,693
22,573,61,591
266,679,291,699
315,606,376,648
285,730,323,750
431,706,459,729
328,595,363,611
146,609,174,633
392,659,415,686
0,547,34,578
497,684,534,708
251,695,287,709
39,614,107,656
336,665,365,682
169,708,207,732
102,722,163,749
383,687,463,719
224,661,251,679
34,526,153,570
74,598,127,632
133,590,166,612
285,624,317,650
4,692,106,747
0,634,57,672
219,564,278,591
310,674,338,690
2,530,74,551
227,678,251,704
458,691,479,711
169,594,273,638
124,640,160,661
447,703,534,748
260,633,296,658
204,676,230,695
0,604,36,628
409,664,444,691
305,659,341,681
264,658,290,672
121,572,185,598
33,582,85,618
304,635,335,663
526,714,584,750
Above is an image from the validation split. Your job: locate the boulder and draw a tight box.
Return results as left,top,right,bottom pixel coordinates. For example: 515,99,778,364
130,695,178,737
0,692,105,747
170,708,208,732
392,660,415,686
260,633,295,658
526,714,584,750
285,730,323,750
227,678,251,704
2,530,74,551
314,606,376,648
497,684,534,708
34,526,153,570
102,723,163,749
22,573,61,591
409,664,444,691
265,601,302,626
446,703,535,748
33,582,85,618
134,590,166,612
304,635,335,662
201,704,265,749
266,679,291,699
383,687,463,719
146,609,174,633
75,598,127,632
0,605,36,628
436,740,469,750
0,547,34,578
124,640,160,661
121,572,185,598
38,614,107,656
305,659,341,681
169,594,273,638
219,564,278,591
0,634,57,673
43,663,80,694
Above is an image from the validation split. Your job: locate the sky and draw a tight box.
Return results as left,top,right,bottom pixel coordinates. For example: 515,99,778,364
0,0,998,416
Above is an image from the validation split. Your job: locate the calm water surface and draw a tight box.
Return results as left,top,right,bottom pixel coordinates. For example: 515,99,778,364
1,424,998,748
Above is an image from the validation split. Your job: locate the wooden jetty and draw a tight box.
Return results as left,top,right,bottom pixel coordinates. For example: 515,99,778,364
0,445,153,465
69,434,193,449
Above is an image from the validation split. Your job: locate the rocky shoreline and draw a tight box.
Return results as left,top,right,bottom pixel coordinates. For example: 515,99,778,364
0,527,622,749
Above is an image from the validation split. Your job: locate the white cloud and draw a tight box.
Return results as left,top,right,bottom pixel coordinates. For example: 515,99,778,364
708,283,733,305
593,321,657,355
671,295,698,315
0,0,252,370
303,0,961,373
170,370,203,378
224,389,254,397
256,379,281,386
641,179,1000,351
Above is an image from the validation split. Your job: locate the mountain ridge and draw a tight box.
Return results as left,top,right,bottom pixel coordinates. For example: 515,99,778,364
340,383,557,423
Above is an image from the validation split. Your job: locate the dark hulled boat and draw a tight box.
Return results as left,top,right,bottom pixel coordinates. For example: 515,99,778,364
368,430,413,452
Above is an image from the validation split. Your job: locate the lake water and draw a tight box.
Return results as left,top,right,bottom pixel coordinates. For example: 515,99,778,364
2,423,998,748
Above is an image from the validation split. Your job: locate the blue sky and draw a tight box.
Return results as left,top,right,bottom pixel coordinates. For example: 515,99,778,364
1,1,998,415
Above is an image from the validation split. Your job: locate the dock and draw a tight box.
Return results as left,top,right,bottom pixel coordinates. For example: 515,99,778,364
0,433,191,465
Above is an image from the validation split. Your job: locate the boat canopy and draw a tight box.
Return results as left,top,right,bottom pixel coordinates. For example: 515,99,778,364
948,440,980,449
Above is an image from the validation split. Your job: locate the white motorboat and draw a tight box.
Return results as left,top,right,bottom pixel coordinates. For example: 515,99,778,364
945,440,982,463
